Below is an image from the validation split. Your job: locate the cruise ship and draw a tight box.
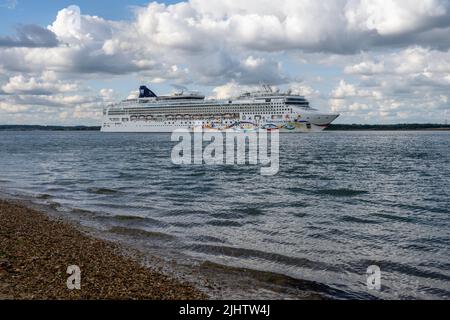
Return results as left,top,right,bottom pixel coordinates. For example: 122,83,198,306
101,85,339,133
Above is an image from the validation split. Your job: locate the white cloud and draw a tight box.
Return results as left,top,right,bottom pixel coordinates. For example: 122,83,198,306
210,81,259,99
3,1,450,78
345,60,385,75
0,24,59,48
344,0,450,35
288,84,320,98
48,5,117,45
331,80,358,99
100,88,115,99
1,72,78,95
0,102,29,113
1,1,450,124
329,46,450,123
130,0,450,54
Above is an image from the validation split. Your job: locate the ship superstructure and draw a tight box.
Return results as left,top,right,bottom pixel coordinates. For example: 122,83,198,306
101,85,339,132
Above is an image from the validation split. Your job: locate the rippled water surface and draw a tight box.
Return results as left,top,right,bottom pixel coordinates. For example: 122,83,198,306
0,131,449,299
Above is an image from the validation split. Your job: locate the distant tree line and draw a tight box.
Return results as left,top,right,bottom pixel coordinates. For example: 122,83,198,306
0,124,449,131
0,125,101,131
325,124,450,131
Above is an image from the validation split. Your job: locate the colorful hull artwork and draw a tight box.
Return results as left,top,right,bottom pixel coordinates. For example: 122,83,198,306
198,121,313,133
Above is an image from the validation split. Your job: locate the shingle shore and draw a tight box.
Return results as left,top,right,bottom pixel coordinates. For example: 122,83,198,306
0,199,206,300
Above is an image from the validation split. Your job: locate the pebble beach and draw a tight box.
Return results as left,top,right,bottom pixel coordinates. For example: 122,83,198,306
0,199,206,300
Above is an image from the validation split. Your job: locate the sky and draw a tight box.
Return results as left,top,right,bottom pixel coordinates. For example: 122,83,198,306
0,0,449,125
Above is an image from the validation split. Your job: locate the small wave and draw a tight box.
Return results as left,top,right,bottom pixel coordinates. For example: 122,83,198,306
36,193,52,200
164,209,210,217
117,172,136,179
102,215,166,227
292,212,308,218
236,207,265,216
109,226,175,241
192,235,227,244
400,243,439,253
340,215,381,224
373,212,416,224
58,179,92,186
87,187,119,195
136,191,158,197
112,215,146,221
45,187,68,192
390,202,449,215
272,200,310,209
416,236,450,247
299,174,320,179
287,187,310,194
48,201,62,210
358,259,450,282
319,176,335,181
206,219,243,227
170,221,203,228
199,261,365,299
317,189,369,197
189,244,341,272
210,207,265,220
70,208,97,216
186,171,207,177
419,287,450,299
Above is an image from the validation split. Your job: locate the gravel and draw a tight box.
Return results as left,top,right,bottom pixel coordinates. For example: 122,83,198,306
0,199,207,300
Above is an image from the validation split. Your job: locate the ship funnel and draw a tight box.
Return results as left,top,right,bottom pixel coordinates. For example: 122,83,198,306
139,86,157,98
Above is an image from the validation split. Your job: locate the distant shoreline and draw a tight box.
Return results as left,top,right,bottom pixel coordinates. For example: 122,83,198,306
0,125,101,131
0,124,449,131
325,124,450,131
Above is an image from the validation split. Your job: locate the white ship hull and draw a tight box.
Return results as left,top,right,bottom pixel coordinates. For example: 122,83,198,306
101,86,339,133
101,117,336,133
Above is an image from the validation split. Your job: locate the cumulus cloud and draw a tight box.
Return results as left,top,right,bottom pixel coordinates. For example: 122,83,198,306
329,46,450,123
344,60,385,75
1,1,450,124
0,88,106,125
0,24,59,48
131,0,450,54
3,1,449,78
2,1,450,80
344,0,450,35
1,72,79,95
210,81,259,99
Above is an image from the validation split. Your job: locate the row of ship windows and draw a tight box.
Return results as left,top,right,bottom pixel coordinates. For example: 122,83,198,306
108,105,296,113
130,103,292,108
108,109,293,116
109,112,290,117
116,105,293,110
110,122,238,126
109,115,289,122
110,110,292,115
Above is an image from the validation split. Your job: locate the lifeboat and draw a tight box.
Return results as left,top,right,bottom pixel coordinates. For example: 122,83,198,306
262,123,280,131
283,123,296,131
